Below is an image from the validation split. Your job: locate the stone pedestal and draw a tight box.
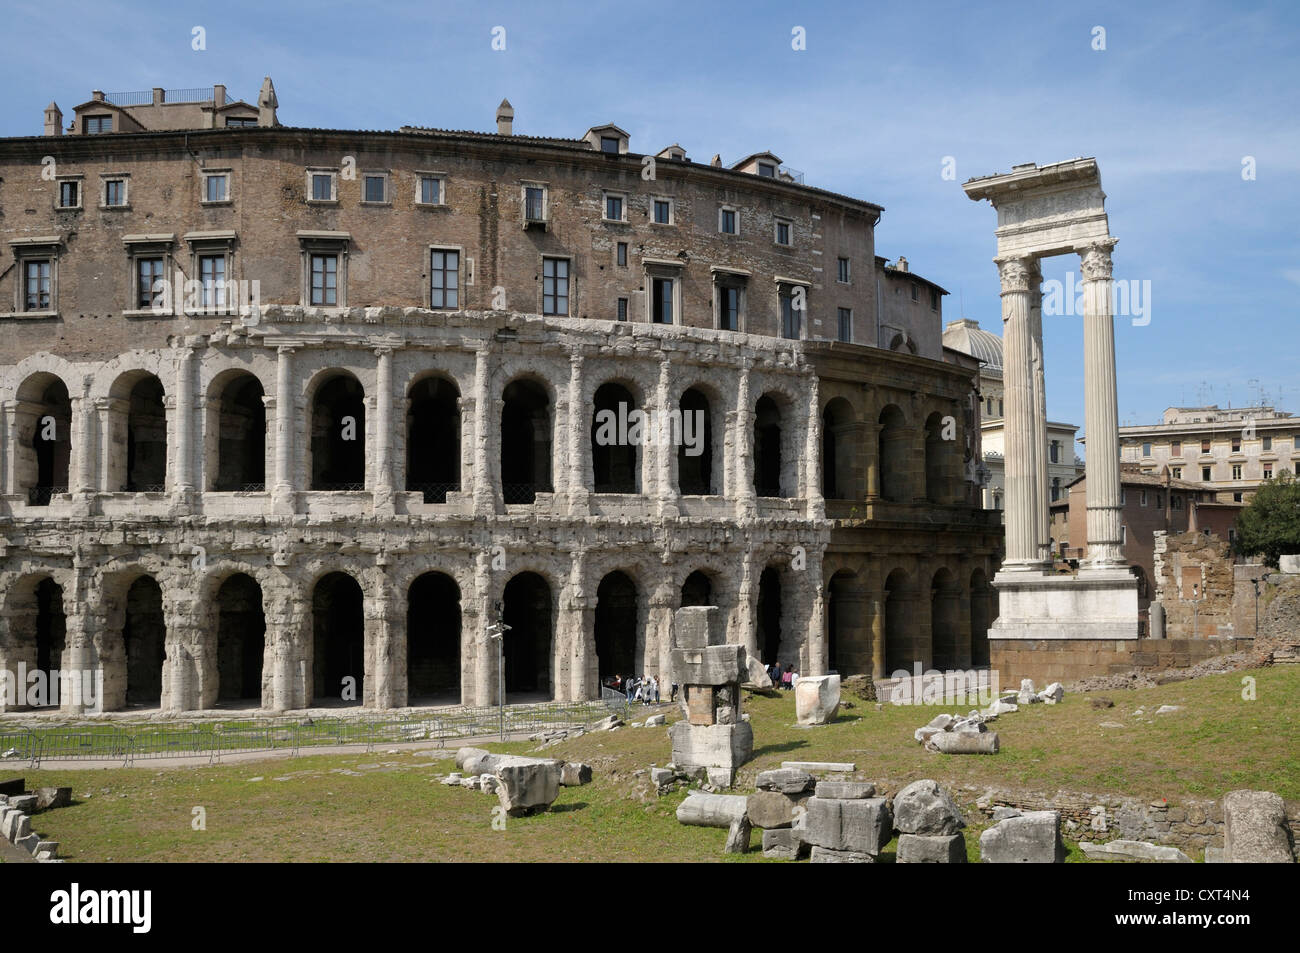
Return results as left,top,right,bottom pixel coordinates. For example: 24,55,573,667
669,605,753,787
990,568,1138,640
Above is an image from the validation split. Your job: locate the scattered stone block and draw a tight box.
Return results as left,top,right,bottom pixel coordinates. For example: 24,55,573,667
1016,679,1038,704
724,817,752,854
17,832,40,854
674,605,722,649
800,796,891,855
1037,682,1065,704
897,833,967,863
559,762,591,786
928,731,999,754
755,768,815,794
814,781,875,799
671,645,747,687
893,779,965,835
795,674,841,726
669,721,753,776
980,810,1064,863
676,792,748,828
1079,840,1193,863
781,761,855,774
744,655,773,689
8,794,37,813
1223,790,1293,863
761,828,806,859
809,846,875,863
644,714,666,727
454,748,490,772
33,841,58,861
1155,705,1181,715
494,759,563,816
33,787,72,811
746,790,804,829
1090,697,1114,709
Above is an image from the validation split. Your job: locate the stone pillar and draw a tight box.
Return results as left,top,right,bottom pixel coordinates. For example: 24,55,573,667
471,347,495,515
651,576,676,685
174,343,196,501
731,362,756,515
869,587,886,681
564,550,595,703
72,390,97,498
864,411,880,502
655,358,679,517
735,551,758,656
372,347,395,514
267,578,305,711
566,352,588,515
473,549,494,705
802,373,825,519
995,255,1046,570
1,400,18,496
272,346,296,514
1079,239,1126,569
806,550,827,676
368,571,398,708
1027,260,1051,562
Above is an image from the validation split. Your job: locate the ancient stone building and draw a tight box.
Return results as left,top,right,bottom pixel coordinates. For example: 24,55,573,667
0,81,1000,714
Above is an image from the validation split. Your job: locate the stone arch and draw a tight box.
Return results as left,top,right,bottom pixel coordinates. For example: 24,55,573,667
214,572,266,704
311,571,365,705
13,372,72,505
406,372,461,502
594,570,639,683
754,392,792,498
0,572,69,710
501,376,553,504
100,572,167,709
822,396,859,501
756,564,784,665
925,411,951,504
878,404,909,503
206,369,266,491
502,571,554,700
680,569,714,607
308,370,366,490
825,567,865,675
970,567,992,668
884,567,913,674
677,385,718,496
590,379,642,493
930,567,960,670
406,570,461,703
108,369,168,492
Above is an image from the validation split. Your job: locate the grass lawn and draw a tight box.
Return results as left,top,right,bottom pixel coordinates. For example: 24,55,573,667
13,665,1296,862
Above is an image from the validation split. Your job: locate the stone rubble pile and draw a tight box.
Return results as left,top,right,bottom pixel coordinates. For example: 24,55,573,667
978,807,1066,863
0,781,70,863
435,747,591,816
794,675,841,726
913,711,1000,754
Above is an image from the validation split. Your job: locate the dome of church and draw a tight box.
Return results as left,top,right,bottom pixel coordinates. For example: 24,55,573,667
943,318,1003,370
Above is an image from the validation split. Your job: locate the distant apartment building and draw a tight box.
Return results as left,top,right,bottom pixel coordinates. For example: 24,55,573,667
942,318,1084,511
1119,405,1300,503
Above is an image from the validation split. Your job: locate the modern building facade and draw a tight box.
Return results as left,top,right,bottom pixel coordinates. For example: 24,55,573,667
0,80,1000,714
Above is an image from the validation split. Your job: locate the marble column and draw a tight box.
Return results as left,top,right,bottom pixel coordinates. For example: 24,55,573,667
1080,239,1126,569
471,347,495,515
73,388,97,497
869,589,886,680
995,255,1046,570
372,346,395,513
732,362,756,514
272,346,296,514
174,344,196,500
655,358,679,517
1,400,18,496
566,352,588,515
803,374,825,518
1027,260,1051,562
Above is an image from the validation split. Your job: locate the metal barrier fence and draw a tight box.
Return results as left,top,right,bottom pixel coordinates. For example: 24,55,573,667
1,698,633,768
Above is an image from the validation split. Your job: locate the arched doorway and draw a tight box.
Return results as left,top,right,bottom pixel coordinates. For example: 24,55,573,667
34,578,66,704
216,574,265,703
754,395,783,497
822,398,857,501
884,569,911,674
502,572,552,700
680,570,713,607
970,568,992,668
310,374,366,490
595,571,638,682
406,376,460,502
312,572,365,704
15,374,71,505
925,412,948,503
757,567,783,665
931,568,960,670
407,572,461,703
501,379,552,503
126,376,167,492
123,576,166,707
212,374,266,491
678,388,713,495
878,405,908,502
591,382,639,493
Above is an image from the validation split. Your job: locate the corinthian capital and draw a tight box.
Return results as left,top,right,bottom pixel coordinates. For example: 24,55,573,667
995,256,1034,294
1078,239,1118,281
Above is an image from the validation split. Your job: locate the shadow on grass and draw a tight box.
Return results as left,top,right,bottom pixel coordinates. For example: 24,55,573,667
751,740,810,758
550,802,588,813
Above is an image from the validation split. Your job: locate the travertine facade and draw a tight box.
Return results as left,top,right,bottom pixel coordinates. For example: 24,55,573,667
0,83,999,713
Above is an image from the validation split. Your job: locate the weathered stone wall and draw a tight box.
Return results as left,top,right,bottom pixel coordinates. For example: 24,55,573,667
989,637,1254,687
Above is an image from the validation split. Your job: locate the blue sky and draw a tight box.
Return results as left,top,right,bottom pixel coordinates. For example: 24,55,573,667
2,0,1296,447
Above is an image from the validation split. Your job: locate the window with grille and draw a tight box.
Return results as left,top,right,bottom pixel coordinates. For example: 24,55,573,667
430,249,459,309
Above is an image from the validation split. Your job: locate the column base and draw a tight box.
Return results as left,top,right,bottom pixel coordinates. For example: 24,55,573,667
991,570,1139,641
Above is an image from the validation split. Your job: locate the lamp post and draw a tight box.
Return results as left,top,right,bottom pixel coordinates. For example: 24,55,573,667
486,599,511,742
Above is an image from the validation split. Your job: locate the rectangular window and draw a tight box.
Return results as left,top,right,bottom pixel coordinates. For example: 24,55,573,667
757,162,776,177
1173,496,1183,510
651,277,674,324
617,297,628,322
136,257,164,310
1202,466,1212,481
717,284,741,332
1231,436,1241,452
525,186,546,222
363,175,386,203
310,173,334,202
930,289,939,310
1140,490,1148,506
543,257,569,315
225,117,257,127
653,199,671,224
104,179,126,206
58,181,79,208
1050,441,1060,463
310,254,338,306
1201,438,1211,453
616,242,627,267
837,307,851,343
24,260,51,311
719,208,736,234
419,176,442,205
430,249,459,309
1172,466,1182,479
1171,440,1181,456
837,257,850,283
1156,493,1164,509
84,115,112,134
1232,463,1242,480
1142,442,1152,456
1263,435,1272,451
1294,461,1300,476
600,136,619,154
1264,465,1273,480
775,219,791,246
605,194,624,221
199,254,226,309
781,290,800,339
204,173,229,203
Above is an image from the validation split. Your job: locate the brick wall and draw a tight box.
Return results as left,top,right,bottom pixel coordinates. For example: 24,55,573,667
990,637,1254,686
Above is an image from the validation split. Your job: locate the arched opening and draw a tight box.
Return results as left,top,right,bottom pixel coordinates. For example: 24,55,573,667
878,404,908,503
0,575,68,709
925,412,948,504
677,388,713,495
754,394,783,497
406,375,461,503
125,376,167,492
123,576,166,707
34,579,66,699
501,379,552,504
970,568,991,668
216,573,265,703
591,382,639,493
931,568,960,671
757,567,782,664
595,571,638,683
502,572,553,700
884,568,911,674
407,571,461,703
310,374,366,490
822,397,857,500
312,572,364,704
15,374,71,506
680,570,713,608
212,374,266,491
826,570,862,674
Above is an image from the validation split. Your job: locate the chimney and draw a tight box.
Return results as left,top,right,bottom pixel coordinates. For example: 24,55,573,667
710,154,722,167
44,102,63,137
496,98,514,135
896,256,909,273
92,90,105,102
152,87,164,105
214,84,226,106
258,76,278,127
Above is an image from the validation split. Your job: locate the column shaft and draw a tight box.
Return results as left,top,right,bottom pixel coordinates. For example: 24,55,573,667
1080,240,1125,568
996,256,1044,569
